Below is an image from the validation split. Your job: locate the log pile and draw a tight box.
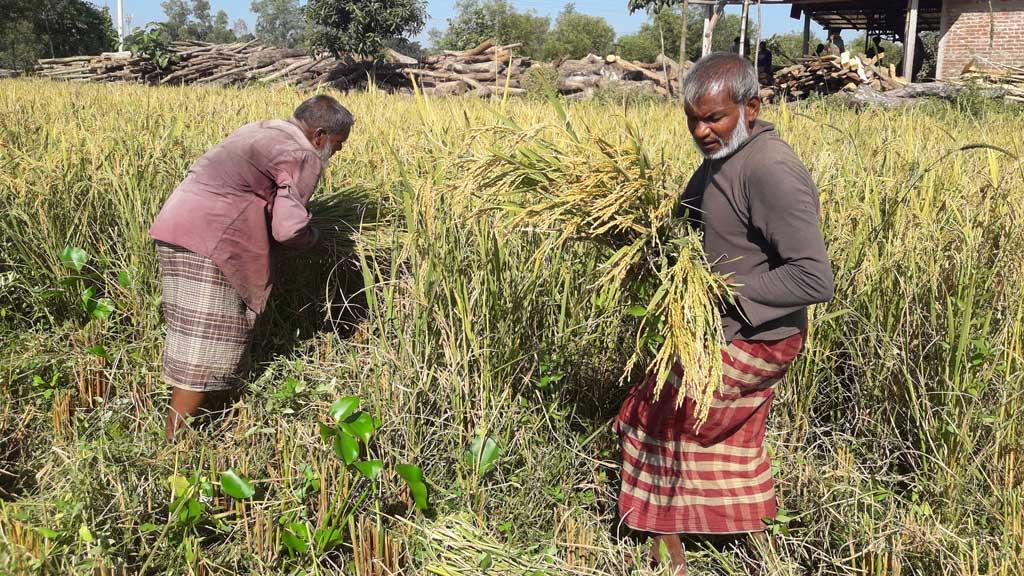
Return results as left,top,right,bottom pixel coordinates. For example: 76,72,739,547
406,41,530,97
771,54,903,101
35,51,159,83
957,59,1024,104
554,53,688,100
29,38,694,100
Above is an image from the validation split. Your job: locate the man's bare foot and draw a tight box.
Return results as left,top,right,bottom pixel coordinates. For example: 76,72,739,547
650,533,687,575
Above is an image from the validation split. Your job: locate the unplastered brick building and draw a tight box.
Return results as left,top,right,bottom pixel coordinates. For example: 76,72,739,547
936,0,1024,79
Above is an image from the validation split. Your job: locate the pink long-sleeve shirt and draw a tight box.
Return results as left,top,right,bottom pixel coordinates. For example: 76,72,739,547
149,119,324,313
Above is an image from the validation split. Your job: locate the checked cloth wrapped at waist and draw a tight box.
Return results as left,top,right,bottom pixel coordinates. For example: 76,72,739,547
157,242,257,392
615,332,804,534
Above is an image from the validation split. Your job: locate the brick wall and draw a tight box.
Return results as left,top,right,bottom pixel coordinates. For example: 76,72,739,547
937,0,1024,79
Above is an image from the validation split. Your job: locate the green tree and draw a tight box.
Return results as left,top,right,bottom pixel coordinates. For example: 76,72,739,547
428,0,549,59
207,10,238,44
762,32,822,66
615,6,753,62
847,33,905,69
541,4,615,60
305,0,426,58
0,0,118,69
251,0,305,48
160,0,192,40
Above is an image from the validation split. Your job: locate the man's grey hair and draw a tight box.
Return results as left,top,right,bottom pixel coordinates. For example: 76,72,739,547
683,53,760,109
293,95,355,135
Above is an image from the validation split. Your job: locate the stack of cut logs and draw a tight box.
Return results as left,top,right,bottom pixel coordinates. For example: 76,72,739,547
403,41,528,97
770,54,903,101
35,51,160,83
29,38,694,100
554,53,687,100
957,59,1024,103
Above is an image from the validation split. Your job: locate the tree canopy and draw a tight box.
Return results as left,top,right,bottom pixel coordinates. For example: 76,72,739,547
251,0,305,48
428,0,549,60
305,0,427,58
0,0,117,70
616,6,755,63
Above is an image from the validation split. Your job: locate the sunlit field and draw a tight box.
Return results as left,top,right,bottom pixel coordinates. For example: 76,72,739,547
1,79,1022,575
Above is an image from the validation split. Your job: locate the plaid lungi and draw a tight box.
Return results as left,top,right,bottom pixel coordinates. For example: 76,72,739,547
157,242,258,392
614,333,804,534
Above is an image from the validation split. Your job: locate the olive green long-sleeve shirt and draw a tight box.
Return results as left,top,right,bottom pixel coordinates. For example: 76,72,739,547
680,120,834,342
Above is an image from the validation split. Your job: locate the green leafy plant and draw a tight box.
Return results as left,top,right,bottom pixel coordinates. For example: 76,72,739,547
124,23,178,71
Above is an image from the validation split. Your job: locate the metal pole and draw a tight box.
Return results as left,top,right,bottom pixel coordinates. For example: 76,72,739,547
117,0,124,50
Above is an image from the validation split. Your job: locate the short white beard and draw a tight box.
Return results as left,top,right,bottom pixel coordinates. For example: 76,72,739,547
317,144,334,164
694,109,751,160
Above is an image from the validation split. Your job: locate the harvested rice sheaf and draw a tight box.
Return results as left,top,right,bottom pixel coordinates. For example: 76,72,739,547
473,118,731,426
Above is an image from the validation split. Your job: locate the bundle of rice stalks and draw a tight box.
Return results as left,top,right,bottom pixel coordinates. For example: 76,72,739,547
471,109,730,426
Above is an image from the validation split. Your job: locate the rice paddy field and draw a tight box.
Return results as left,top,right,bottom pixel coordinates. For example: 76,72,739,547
0,79,1023,575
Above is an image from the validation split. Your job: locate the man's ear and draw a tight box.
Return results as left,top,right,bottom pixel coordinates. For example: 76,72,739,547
313,127,327,147
745,97,761,126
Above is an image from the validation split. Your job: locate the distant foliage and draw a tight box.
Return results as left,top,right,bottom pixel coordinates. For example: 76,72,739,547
616,7,754,63
159,0,238,43
250,0,305,48
540,4,615,60
428,0,550,60
0,0,117,70
305,0,426,58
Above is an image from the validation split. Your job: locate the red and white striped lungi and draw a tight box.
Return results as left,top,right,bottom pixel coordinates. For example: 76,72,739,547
614,333,804,534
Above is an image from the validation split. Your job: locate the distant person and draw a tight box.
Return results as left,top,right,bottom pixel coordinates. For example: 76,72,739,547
815,43,827,57
731,37,741,54
616,53,833,575
828,29,845,54
865,35,884,59
149,95,354,441
757,41,773,85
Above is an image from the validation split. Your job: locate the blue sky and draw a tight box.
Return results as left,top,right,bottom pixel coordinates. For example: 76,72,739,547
102,0,831,45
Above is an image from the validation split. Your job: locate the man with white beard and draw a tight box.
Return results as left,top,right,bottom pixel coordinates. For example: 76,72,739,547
149,95,353,441
615,54,833,574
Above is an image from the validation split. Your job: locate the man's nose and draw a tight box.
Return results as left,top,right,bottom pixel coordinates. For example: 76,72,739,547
692,122,711,139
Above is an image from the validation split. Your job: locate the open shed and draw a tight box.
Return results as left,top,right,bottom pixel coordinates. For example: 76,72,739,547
690,0,1024,80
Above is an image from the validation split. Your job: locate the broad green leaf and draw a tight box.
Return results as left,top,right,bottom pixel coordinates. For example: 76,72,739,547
353,459,382,480
328,396,359,423
314,526,344,552
168,474,190,499
85,345,111,361
333,430,358,465
479,552,493,570
341,412,375,444
90,298,115,320
396,463,429,511
60,247,89,272
465,436,500,476
139,523,159,534
78,524,94,543
36,527,61,539
318,422,336,442
176,499,203,525
281,522,310,554
220,469,255,499
625,305,647,317
116,270,132,288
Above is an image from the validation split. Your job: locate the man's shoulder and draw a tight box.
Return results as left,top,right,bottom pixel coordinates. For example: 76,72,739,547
742,129,802,170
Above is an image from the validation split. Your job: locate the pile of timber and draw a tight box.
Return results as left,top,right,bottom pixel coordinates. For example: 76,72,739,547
771,54,903,101
401,40,689,99
0,69,20,79
404,41,529,97
35,51,160,83
554,53,688,100
31,38,693,100
956,59,1024,104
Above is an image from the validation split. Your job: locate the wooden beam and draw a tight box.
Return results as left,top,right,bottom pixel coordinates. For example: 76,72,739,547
903,0,918,82
680,0,689,91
